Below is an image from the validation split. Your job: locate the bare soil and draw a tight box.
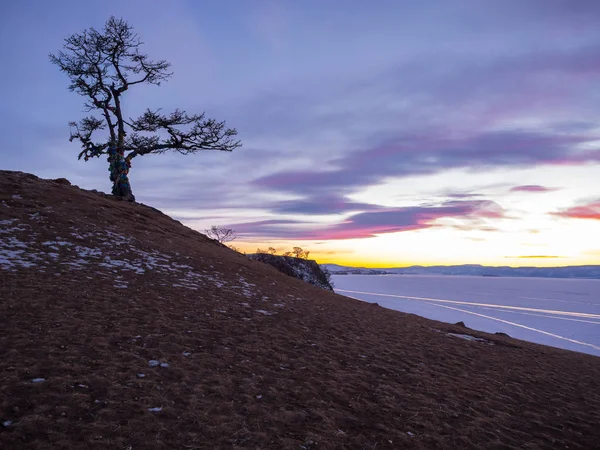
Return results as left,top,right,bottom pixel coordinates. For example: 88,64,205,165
1,171,599,449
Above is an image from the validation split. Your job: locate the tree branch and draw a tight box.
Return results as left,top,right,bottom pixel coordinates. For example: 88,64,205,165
124,108,241,158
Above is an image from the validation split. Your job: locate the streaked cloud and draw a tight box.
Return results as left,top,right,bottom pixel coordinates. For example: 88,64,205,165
510,185,559,193
228,200,507,240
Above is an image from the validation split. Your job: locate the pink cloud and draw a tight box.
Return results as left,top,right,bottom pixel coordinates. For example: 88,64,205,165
552,200,600,220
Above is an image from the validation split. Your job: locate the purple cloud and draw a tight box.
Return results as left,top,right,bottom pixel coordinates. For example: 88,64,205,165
229,200,506,240
510,185,559,193
269,195,380,215
253,130,599,197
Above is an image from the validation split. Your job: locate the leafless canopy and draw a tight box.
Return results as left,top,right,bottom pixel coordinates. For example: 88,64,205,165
206,226,236,244
50,16,241,162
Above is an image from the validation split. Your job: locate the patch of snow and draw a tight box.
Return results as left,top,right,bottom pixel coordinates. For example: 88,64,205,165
3,237,27,248
148,407,162,412
172,283,197,290
182,352,191,357
160,362,169,368
42,240,72,247
75,246,103,258
148,360,160,368
12,194,22,200
137,373,146,378
2,420,13,427
448,333,492,344
255,310,273,316
31,378,46,383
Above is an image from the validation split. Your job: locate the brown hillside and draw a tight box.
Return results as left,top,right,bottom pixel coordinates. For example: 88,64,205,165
1,170,599,450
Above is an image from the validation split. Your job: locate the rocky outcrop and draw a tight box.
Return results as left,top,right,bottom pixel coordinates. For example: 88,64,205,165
248,253,333,290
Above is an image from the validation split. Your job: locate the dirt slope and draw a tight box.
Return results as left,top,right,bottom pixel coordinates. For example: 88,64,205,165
1,170,599,450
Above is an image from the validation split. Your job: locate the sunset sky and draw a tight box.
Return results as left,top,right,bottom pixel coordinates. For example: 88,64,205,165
1,0,599,267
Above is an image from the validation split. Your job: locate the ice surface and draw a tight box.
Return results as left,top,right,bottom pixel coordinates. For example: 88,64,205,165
334,274,600,357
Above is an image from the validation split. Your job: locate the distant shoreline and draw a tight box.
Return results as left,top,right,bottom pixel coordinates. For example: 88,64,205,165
323,264,600,280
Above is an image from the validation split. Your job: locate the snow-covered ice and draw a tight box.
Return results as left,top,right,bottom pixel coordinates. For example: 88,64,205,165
334,274,600,357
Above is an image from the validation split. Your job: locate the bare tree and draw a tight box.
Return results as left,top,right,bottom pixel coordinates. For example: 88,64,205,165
292,247,307,258
266,247,277,255
206,226,236,244
50,16,241,201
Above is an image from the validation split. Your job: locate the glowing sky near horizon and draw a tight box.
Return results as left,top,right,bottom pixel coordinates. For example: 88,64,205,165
1,0,599,267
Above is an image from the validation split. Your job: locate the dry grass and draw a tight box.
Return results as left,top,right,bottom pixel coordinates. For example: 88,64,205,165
1,170,599,449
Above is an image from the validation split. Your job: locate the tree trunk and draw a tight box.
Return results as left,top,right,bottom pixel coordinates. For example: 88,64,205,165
107,145,136,202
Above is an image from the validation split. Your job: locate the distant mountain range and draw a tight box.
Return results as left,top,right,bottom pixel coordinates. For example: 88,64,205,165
321,264,600,279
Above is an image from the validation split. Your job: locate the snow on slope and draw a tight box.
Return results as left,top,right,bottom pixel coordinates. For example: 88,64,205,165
0,215,226,289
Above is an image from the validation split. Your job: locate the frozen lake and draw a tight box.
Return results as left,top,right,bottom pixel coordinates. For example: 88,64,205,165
333,274,600,357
